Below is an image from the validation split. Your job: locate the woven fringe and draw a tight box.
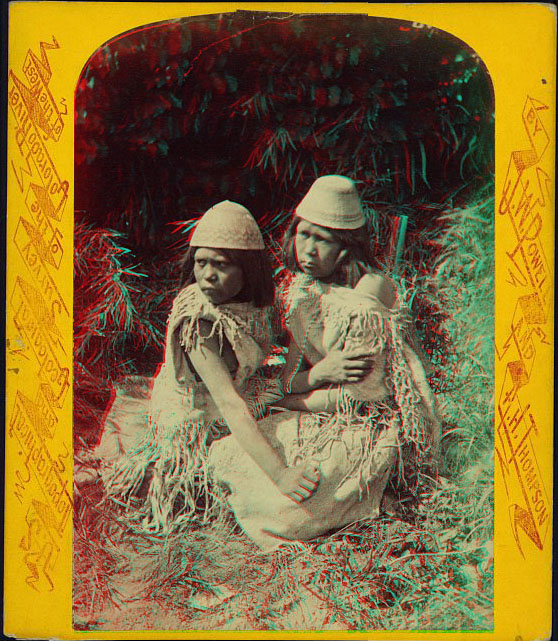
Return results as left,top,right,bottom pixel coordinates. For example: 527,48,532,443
282,274,389,355
386,315,431,486
101,414,221,531
171,285,273,355
281,274,432,492
245,374,284,418
342,305,387,353
329,289,432,487
102,374,283,533
143,420,217,531
295,397,399,499
99,284,281,533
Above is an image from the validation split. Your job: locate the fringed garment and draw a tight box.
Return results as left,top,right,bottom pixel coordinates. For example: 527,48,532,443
209,274,433,550
98,284,282,532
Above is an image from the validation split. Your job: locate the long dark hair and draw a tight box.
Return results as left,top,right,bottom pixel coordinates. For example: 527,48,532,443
281,216,378,288
179,246,275,308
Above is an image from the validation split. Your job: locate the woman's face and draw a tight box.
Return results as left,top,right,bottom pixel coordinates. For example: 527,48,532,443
193,248,244,305
294,220,344,280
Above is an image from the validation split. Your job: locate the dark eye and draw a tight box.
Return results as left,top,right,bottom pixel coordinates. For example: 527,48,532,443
298,230,309,239
196,259,207,267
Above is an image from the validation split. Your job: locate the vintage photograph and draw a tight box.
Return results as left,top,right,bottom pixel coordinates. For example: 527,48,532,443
72,10,495,631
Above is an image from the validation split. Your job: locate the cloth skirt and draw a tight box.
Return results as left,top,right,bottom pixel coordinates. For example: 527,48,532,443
208,401,399,550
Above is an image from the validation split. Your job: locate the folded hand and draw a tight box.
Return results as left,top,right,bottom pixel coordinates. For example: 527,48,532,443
312,349,375,385
275,461,321,503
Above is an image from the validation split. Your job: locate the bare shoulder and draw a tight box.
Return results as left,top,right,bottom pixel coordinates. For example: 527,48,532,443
355,273,397,309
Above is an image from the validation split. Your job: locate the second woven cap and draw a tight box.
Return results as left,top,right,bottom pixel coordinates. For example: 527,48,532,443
190,200,264,250
295,175,365,230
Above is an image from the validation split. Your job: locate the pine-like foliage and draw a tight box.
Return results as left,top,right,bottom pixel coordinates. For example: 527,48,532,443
73,223,172,449
73,10,494,631
75,12,492,249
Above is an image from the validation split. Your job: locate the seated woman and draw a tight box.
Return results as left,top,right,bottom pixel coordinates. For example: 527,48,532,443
209,176,441,550
98,201,319,532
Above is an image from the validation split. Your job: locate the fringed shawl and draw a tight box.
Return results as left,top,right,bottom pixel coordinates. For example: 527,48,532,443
102,284,282,532
281,274,432,487
166,284,274,389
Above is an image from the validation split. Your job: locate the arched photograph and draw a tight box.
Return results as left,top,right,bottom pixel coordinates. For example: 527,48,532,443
72,10,494,631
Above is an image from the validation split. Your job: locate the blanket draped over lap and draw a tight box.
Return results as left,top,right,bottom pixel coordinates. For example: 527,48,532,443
209,274,433,550
98,283,281,531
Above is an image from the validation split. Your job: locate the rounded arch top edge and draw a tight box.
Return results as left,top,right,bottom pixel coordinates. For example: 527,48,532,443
73,9,496,101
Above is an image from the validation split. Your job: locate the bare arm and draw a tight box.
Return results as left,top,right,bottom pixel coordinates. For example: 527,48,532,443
278,388,340,412
188,323,319,501
281,339,326,394
281,339,374,394
280,338,307,393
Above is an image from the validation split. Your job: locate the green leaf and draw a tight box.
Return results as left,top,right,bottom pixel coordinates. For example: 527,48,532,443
169,93,182,108
419,141,430,188
225,73,238,93
321,63,333,79
349,46,361,66
328,86,341,106
342,88,354,105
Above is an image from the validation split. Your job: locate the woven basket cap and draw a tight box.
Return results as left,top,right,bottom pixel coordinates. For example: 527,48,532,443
190,200,264,250
295,175,365,230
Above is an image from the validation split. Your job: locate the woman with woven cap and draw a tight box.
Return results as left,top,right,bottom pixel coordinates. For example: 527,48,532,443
100,200,320,532
209,176,440,549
